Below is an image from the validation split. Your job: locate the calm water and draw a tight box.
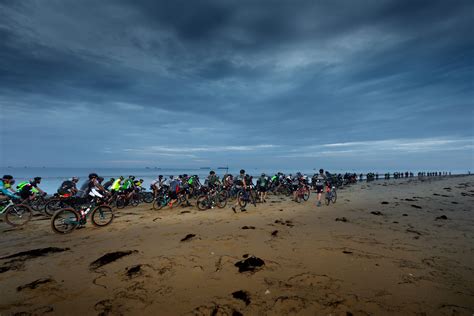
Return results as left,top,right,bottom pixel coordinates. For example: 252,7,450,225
0,167,464,195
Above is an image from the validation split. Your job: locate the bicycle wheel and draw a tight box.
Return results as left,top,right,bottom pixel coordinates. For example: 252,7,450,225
142,192,154,203
196,195,210,211
153,197,165,210
250,190,257,207
130,195,140,207
325,194,331,206
216,192,227,208
237,191,247,208
303,188,310,201
331,190,337,204
51,208,80,234
45,199,71,217
5,204,32,226
116,196,126,209
30,197,46,213
91,205,114,227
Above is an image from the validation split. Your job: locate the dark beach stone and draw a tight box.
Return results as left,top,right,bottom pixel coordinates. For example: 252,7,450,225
451,201,459,204
335,217,348,222
180,234,196,242
232,290,251,305
1,247,69,260
381,201,389,205
234,256,265,273
17,278,53,291
402,214,408,216
342,251,353,254
125,264,142,278
241,226,255,230
393,221,399,224
435,215,448,220
271,230,279,236
411,205,422,209
370,211,382,216
90,250,137,270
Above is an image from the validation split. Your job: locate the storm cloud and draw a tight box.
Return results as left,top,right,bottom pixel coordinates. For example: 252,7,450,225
0,0,473,170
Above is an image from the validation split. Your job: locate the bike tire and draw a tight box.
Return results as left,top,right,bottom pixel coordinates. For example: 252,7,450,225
216,192,227,208
91,205,114,227
45,199,71,217
153,197,165,210
116,196,126,209
303,188,310,201
142,192,154,203
130,196,140,207
325,195,331,206
331,190,337,204
237,191,247,208
196,195,210,211
51,208,80,234
5,204,32,226
30,197,46,213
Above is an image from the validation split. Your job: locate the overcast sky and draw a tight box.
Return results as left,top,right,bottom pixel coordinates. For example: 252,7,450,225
0,0,473,171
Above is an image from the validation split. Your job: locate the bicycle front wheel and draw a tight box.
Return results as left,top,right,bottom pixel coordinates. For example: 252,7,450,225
303,188,310,201
237,191,247,208
196,195,210,211
5,204,32,226
153,197,165,210
51,208,80,234
216,192,227,208
91,205,114,227
331,190,337,204
142,192,154,203
325,194,331,206
45,199,71,217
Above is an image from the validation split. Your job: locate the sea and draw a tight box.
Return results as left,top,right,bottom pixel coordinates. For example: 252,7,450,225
0,167,465,195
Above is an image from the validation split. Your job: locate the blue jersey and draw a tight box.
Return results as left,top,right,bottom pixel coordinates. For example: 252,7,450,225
0,180,19,199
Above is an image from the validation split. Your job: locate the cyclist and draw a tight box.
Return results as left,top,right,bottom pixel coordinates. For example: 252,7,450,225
57,177,79,197
87,173,106,199
17,177,46,201
111,176,123,194
150,175,165,198
231,169,247,213
168,176,180,208
257,173,269,203
102,177,115,191
314,169,326,207
206,170,221,189
291,173,301,202
0,175,20,200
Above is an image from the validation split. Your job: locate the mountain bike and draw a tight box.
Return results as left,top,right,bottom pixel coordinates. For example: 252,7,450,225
115,191,140,209
325,184,337,205
0,199,32,226
44,195,75,216
295,185,311,203
153,190,189,210
237,187,257,208
51,198,114,234
196,189,227,210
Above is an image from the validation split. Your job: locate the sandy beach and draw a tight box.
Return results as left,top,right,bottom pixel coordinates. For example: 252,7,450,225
1,175,473,315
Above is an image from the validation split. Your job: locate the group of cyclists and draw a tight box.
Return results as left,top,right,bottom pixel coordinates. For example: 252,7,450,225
0,168,335,213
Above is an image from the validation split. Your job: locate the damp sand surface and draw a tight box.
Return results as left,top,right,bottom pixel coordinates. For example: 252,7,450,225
1,176,473,315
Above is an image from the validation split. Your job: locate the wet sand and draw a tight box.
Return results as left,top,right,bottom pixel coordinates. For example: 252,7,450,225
1,176,473,315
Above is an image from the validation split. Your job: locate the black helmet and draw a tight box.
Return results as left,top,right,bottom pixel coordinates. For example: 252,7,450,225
240,169,245,174
34,176,42,182
210,170,215,175
319,169,324,174
158,175,163,179
89,173,98,179
2,175,13,180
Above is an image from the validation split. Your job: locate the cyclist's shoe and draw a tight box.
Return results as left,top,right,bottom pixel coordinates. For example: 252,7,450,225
168,202,173,209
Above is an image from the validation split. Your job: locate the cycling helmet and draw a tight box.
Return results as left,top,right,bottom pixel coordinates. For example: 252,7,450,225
319,169,324,174
240,169,245,174
72,177,79,182
34,177,42,182
2,175,13,180
210,170,215,175
261,173,266,177
158,175,163,179
89,173,98,179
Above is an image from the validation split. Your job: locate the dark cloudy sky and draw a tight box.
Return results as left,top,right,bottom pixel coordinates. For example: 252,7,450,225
0,0,473,171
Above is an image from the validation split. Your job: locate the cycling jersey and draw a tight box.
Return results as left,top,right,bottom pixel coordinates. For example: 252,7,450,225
121,179,133,190
111,179,122,191
0,180,19,199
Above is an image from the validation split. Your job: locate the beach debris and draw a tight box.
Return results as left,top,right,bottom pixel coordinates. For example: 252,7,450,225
451,201,459,204
433,193,440,196
235,255,265,273
370,211,383,216
275,219,294,227
180,210,191,214
232,290,251,305
265,289,271,295
342,251,353,254
180,234,196,242
125,264,143,278
435,215,448,220
335,217,348,222
404,198,417,201
393,221,399,224
90,250,138,270
402,214,408,216
242,226,255,230
1,247,69,260
411,205,422,209
271,230,279,236
406,228,423,236
381,201,389,205
17,278,53,291
279,209,283,211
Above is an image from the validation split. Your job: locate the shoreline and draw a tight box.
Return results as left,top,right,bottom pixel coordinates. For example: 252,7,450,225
1,175,473,315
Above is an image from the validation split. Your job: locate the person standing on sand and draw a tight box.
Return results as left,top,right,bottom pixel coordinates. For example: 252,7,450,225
232,169,247,213
314,169,326,207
